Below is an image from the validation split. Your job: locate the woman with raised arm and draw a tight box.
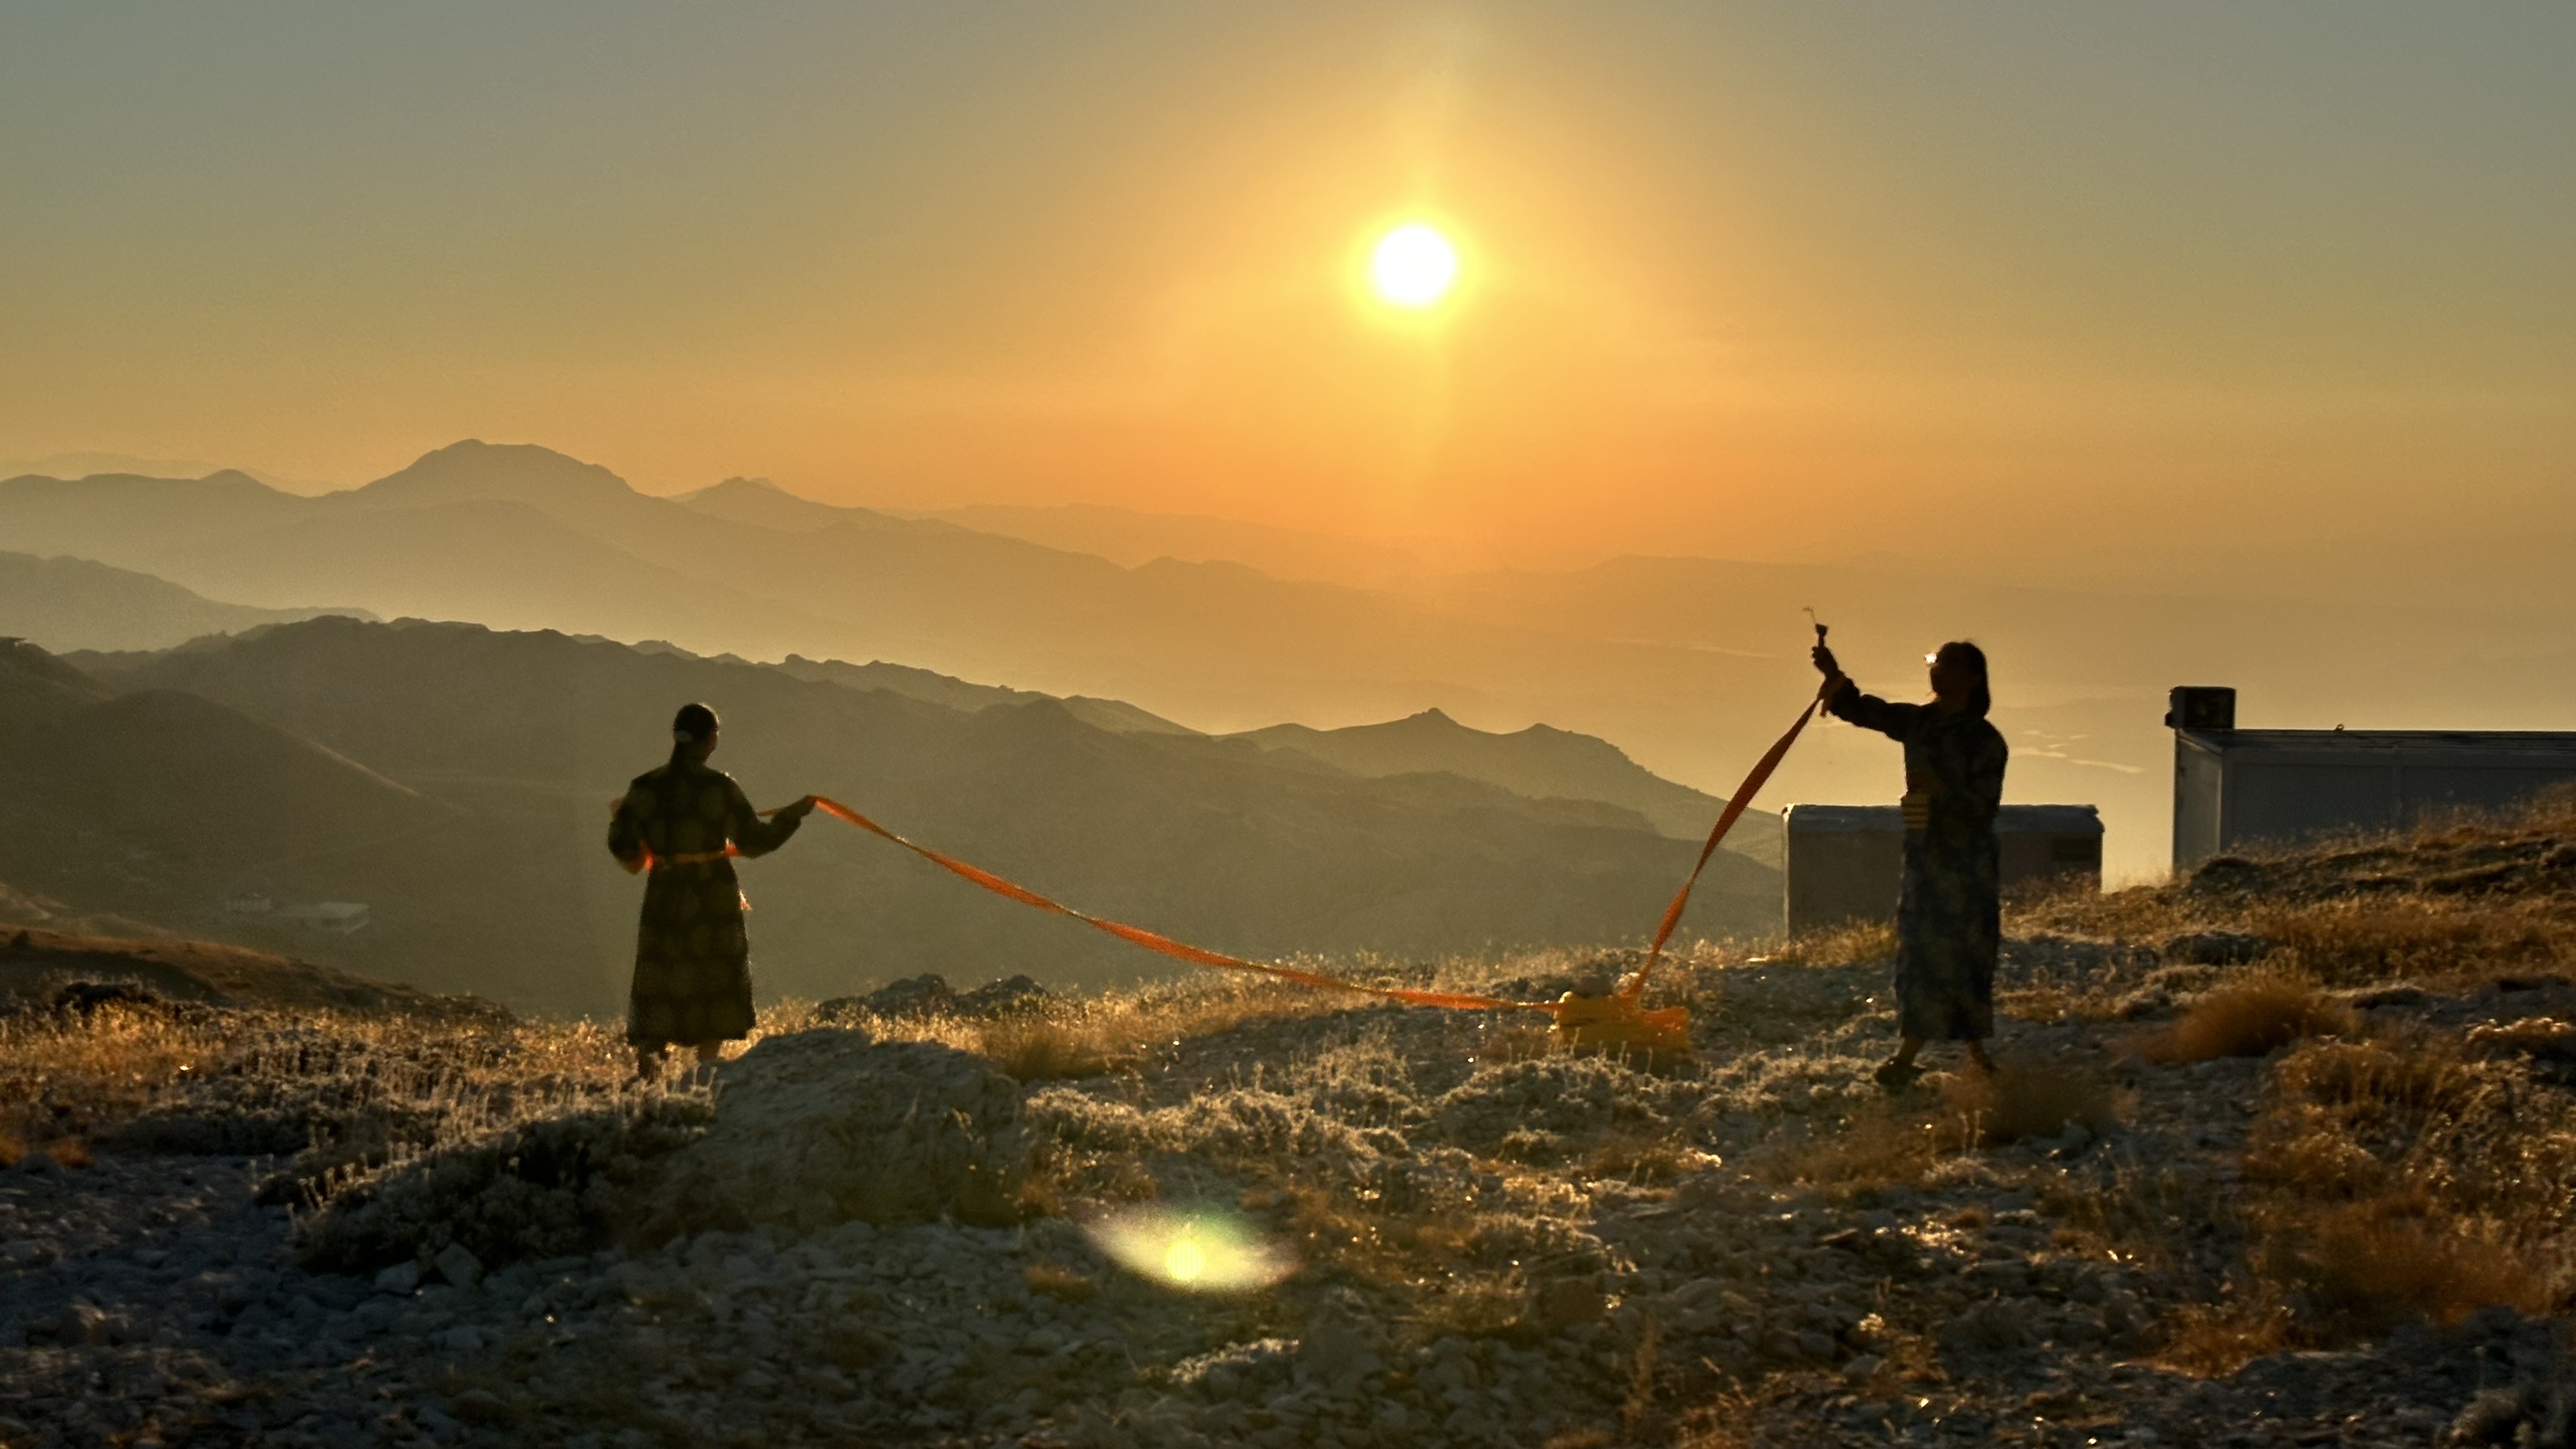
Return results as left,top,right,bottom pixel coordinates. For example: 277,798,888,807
608,703,816,1077
1811,640,2009,1088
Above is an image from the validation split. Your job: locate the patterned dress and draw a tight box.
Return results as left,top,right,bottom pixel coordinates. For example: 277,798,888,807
1825,683,2009,1041
608,760,802,1049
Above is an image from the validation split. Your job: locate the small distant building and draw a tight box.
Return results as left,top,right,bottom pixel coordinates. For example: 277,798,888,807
1782,804,2103,933
2168,686,2576,873
272,902,371,935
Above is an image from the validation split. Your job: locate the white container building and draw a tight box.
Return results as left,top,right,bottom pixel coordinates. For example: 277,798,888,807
2167,686,2576,873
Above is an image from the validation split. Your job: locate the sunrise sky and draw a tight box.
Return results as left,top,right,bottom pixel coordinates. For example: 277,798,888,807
4,3,2569,571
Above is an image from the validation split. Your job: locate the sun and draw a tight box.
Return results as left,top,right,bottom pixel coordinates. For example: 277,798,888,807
1369,223,1459,309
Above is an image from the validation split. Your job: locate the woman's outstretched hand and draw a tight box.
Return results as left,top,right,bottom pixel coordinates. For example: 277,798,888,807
781,795,820,822
1811,643,1848,697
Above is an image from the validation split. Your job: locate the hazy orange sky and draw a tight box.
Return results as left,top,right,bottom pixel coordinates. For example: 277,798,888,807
4,4,2569,570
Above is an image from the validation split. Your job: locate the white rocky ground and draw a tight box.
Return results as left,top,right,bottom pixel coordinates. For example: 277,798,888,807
5,931,2574,1449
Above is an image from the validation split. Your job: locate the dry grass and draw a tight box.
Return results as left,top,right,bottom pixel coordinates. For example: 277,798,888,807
1940,1067,2119,1147
1271,1179,1488,1292
2258,898,2575,988
1765,920,1898,969
1622,1310,1662,1434
1762,1104,1943,1199
2248,1197,2557,1331
2009,878,2216,941
1763,1066,2120,1197
2138,973,2353,1062
2157,1300,2296,1378
1580,1131,1711,1186
0,993,648,1194
1997,981,2131,1026
1407,1271,1531,1342
2163,1023,2576,1358
1022,1262,1098,1302
852,974,1352,1082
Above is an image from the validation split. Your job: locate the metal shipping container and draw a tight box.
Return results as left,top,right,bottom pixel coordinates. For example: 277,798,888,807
1782,803,2103,933
2169,698,2576,873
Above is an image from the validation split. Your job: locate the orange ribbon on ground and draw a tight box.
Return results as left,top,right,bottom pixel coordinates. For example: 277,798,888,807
645,691,1823,1049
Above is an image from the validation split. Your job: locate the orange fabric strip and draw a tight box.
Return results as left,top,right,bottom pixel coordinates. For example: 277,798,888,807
649,687,1820,1035
804,797,1556,1013
1621,692,1823,1002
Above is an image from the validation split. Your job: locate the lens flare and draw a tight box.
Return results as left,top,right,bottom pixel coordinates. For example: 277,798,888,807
1370,224,1459,309
1085,1206,1291,1293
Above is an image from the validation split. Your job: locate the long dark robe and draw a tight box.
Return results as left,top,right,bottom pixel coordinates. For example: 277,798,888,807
607,759,801,1048
1825,682,2009,1041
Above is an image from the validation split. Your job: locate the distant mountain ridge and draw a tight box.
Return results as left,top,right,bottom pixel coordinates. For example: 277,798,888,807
42,617,1779,1012
0,440,1814,800
3,436,2342,882
1230,709,1782,858
908,501,1442,588
0,550,369,652
767,653,1199,737
0,638,442,912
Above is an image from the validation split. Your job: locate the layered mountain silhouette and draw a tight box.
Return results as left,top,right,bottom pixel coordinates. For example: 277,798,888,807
45,618,1778,1013
0,550,366,652
0,640,441,935
1227,709,1781,858
20,437,2560,884
0,441,1810,828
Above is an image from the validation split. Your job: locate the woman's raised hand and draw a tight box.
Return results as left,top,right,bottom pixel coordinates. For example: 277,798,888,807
1811,644,1849,698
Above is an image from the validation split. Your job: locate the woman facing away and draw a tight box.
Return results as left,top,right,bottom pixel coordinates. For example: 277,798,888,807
608,703,816,1077
1811,639,2009,1089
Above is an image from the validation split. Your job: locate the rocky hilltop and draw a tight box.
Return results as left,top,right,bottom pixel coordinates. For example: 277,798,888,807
3,796,2573,1447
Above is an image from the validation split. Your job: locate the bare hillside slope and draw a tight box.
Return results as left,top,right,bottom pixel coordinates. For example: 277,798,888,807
5,800,2571,1445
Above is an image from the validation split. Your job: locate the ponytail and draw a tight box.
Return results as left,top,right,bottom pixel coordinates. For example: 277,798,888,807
670,702,719,767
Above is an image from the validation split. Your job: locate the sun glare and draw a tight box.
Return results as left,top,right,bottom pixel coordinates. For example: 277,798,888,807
1085,1205,1291,1294
1370,223,1459,309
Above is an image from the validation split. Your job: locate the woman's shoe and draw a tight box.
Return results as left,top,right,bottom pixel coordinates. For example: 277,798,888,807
1873,1059,1924,1092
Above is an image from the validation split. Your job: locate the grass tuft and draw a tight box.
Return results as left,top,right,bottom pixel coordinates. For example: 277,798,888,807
2140,973,2353,1062
2248,1197,2556,1333
1763,1065,2119,1196
1939,1067,2119,1147
2157,1300,2296,1378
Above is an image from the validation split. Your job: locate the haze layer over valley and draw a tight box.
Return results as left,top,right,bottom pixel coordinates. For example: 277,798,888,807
11,440,2575,887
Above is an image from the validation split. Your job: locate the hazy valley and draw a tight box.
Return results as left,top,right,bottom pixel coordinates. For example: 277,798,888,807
0,613,1776,1016
10,443,2572,892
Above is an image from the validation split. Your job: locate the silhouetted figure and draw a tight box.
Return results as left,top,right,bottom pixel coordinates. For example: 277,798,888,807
608,703,815,1076
1811,640,2008,1088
